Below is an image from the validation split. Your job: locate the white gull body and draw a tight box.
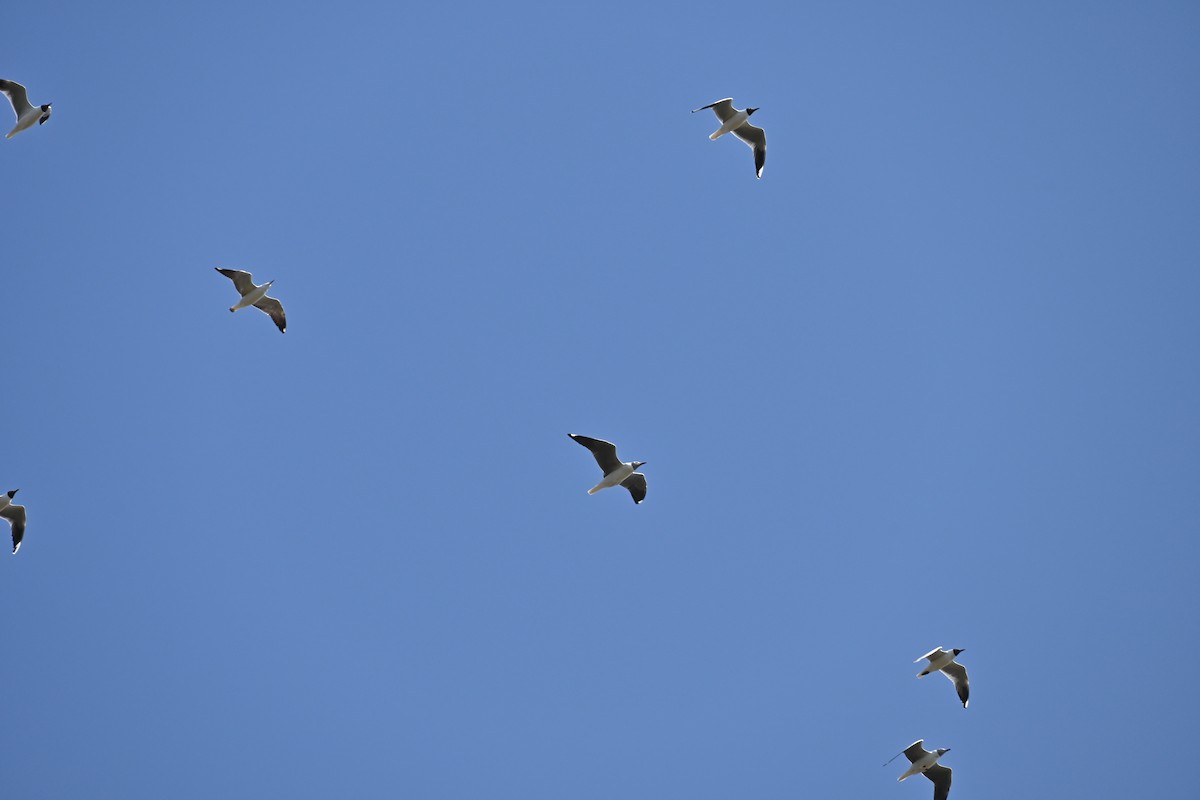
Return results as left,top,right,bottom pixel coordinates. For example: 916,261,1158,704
568,434,648,504
894,740,952,800
915,647,970,708
692,97,767,178
0,80,51,139
215,268,287,333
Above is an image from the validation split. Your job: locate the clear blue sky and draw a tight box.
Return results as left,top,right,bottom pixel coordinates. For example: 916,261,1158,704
3,1,1197,797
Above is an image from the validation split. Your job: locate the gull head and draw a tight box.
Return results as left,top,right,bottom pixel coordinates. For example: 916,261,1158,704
632,461,647,469
746,107,759,115
953,648,965,655
7,489,17,498
936,748,951,756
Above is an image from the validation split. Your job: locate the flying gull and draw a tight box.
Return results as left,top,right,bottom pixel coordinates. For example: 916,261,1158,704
1,489,26,554
215,268,287,333
888,740,952,800
568,434,648,504
0,79,51,139
915,647,969,708
692,98,766,178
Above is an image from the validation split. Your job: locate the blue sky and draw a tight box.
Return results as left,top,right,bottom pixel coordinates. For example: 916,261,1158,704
3,1,1198,797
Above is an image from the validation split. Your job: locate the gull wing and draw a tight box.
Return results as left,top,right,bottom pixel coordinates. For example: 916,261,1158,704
0,80,32,117
732,122,766,178
924,764,952,800
1,504,26,554
253,296,287,333
915,647,946,663
692,98,737,123
902,740,930,763
620,473,647,504
568,434,622,475
940,662,969,708
215,267,258,296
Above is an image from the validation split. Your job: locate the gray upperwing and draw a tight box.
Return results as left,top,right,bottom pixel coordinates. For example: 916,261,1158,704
569,434,623,475
924,765,952,800
620,473,647,504
903,740,929,763
1,504,26,554
215,267,258,296
0,79,32,116
692,98,737,122
732,122,766,178
916,648,946,663
940,662,969,708
253,296,287,333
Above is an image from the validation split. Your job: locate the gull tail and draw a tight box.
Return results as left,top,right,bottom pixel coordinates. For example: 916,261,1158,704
709,130,725,140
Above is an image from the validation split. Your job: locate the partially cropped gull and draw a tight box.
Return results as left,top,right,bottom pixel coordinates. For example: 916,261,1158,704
1,489,27,554
215,268,287,333
887,740,952,800
0,79,52,139
915,647,970,708
568,434,648,504
692,98,766,178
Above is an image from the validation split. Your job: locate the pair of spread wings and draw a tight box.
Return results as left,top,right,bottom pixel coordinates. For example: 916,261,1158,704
916,648,970,708
568,434,647,504
215,268,287,333
902,741,952,800
694,98,766,179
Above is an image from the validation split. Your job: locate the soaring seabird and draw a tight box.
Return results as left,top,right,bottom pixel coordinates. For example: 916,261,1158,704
915,647,970,708
215,268,287,333
890,740,952,800
568,434,648,504
692,98,766,178
1,489,26,554
0,80,51,139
